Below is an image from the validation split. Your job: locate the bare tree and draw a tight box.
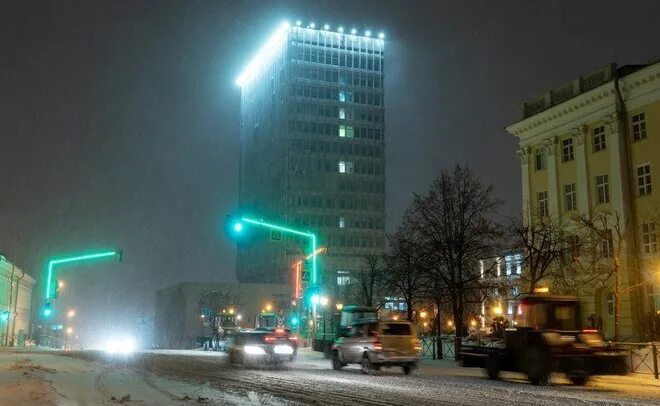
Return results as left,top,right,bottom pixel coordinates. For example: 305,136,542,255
573,211,641,341
385,224,428,321
405,165,502,347
356,254,386,308
508,208,583,294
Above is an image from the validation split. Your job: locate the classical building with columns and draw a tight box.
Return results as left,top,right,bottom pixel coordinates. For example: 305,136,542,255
506,62,660,340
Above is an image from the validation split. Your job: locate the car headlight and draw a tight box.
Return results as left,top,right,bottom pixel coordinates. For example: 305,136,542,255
244,345,266,355
274,345,294,355
105,337,136,354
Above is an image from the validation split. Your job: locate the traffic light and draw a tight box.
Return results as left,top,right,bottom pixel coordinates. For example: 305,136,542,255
43,302,53,317
1,311,9,322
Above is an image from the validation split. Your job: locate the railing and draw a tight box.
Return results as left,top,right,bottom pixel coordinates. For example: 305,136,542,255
37,334,77,350
611,342,659,379
420,335,456,359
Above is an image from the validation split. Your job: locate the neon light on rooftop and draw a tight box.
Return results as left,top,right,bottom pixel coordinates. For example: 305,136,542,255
235,22,290,88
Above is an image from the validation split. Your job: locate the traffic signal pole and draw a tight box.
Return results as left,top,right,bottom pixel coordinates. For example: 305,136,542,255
43,250,122,317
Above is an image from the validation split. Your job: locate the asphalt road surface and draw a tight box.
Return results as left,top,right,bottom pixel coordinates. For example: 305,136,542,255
1,348,659,405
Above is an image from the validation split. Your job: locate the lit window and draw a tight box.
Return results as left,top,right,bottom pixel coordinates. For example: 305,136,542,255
346,126,354,138
337,271,350,286
564,183,576,212
339,108,346,119
637,164,652,196
339,90,346,102
593,126,606,152
535,148,546,171
339,217,345,228
507,305,513,315
642,222,657,254
339,125,346,137
596,174,609,204
561,138,574,162
338,161,345,173
537,191,548,217
632,113,647,141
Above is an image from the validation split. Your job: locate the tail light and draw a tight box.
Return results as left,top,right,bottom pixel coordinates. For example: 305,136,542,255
275,328,285,334
373,340,383,351
582,329,598,333
289,336,298,341
265,336,276,342
412,339,421,351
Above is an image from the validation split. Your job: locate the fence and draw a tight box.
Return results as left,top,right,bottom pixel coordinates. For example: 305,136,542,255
612,342,659,379
420,335,456,359
37,334,78,350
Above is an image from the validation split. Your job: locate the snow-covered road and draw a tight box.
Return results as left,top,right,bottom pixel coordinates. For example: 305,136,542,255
1,348,658,405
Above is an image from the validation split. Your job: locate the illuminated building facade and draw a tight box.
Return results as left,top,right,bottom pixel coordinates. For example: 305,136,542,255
506,62,660,339
236,22,386,297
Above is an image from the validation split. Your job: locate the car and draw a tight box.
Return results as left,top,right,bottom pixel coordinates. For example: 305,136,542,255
331,320,420,375
228,329,298,366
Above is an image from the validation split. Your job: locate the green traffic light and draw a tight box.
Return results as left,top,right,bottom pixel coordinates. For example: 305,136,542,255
1,311,9,322
233,222,244,233
43,303,52,317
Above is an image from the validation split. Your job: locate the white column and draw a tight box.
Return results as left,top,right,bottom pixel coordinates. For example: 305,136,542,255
605,114,631,219
544,137,559,217
517,147,531,224
573,125,591,215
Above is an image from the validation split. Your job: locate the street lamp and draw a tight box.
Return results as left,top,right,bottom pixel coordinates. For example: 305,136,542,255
67,310,75,318
320,297,328,307
265,304,272,312
419,311,428,319
335,303,343,311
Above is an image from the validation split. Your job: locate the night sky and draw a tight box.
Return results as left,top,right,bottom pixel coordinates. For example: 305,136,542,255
2,0,659,335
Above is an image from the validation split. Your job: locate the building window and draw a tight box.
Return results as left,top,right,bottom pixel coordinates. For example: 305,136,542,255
537,191,548,217
339,125,346,137
593,126,606,152
596,174,609,204
338,161,353,174
606,292,615,317
564,183,576,212
567,234,580,261
642,222,657,254
339,107,346,119
339,217,345,228
535,148,546,171
637,164,652,196
632,113,647,141
338,90,346,102
337,271,350,286
600,230,613,259
346,126,354,138
561,138,574,162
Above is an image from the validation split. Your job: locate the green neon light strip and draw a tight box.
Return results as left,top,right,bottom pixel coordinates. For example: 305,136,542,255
45,251,118,300
240,217,317,285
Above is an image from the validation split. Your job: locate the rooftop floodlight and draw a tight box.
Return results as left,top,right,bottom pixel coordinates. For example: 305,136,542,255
309,22,316,28
351,28,357,35
337,26,344,33
295,20,302,26
323,24,330,30
378,32,385,39
365,30,371,37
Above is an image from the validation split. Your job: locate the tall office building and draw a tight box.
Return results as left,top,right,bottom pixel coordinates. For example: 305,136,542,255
236,22,386,297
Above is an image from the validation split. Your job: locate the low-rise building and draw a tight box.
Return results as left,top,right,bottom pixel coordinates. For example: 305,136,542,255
506,61,660,339
153,282,292,349
0,256,36,346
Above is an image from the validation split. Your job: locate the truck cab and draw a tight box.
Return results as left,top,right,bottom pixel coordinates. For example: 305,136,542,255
461,294,626,385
